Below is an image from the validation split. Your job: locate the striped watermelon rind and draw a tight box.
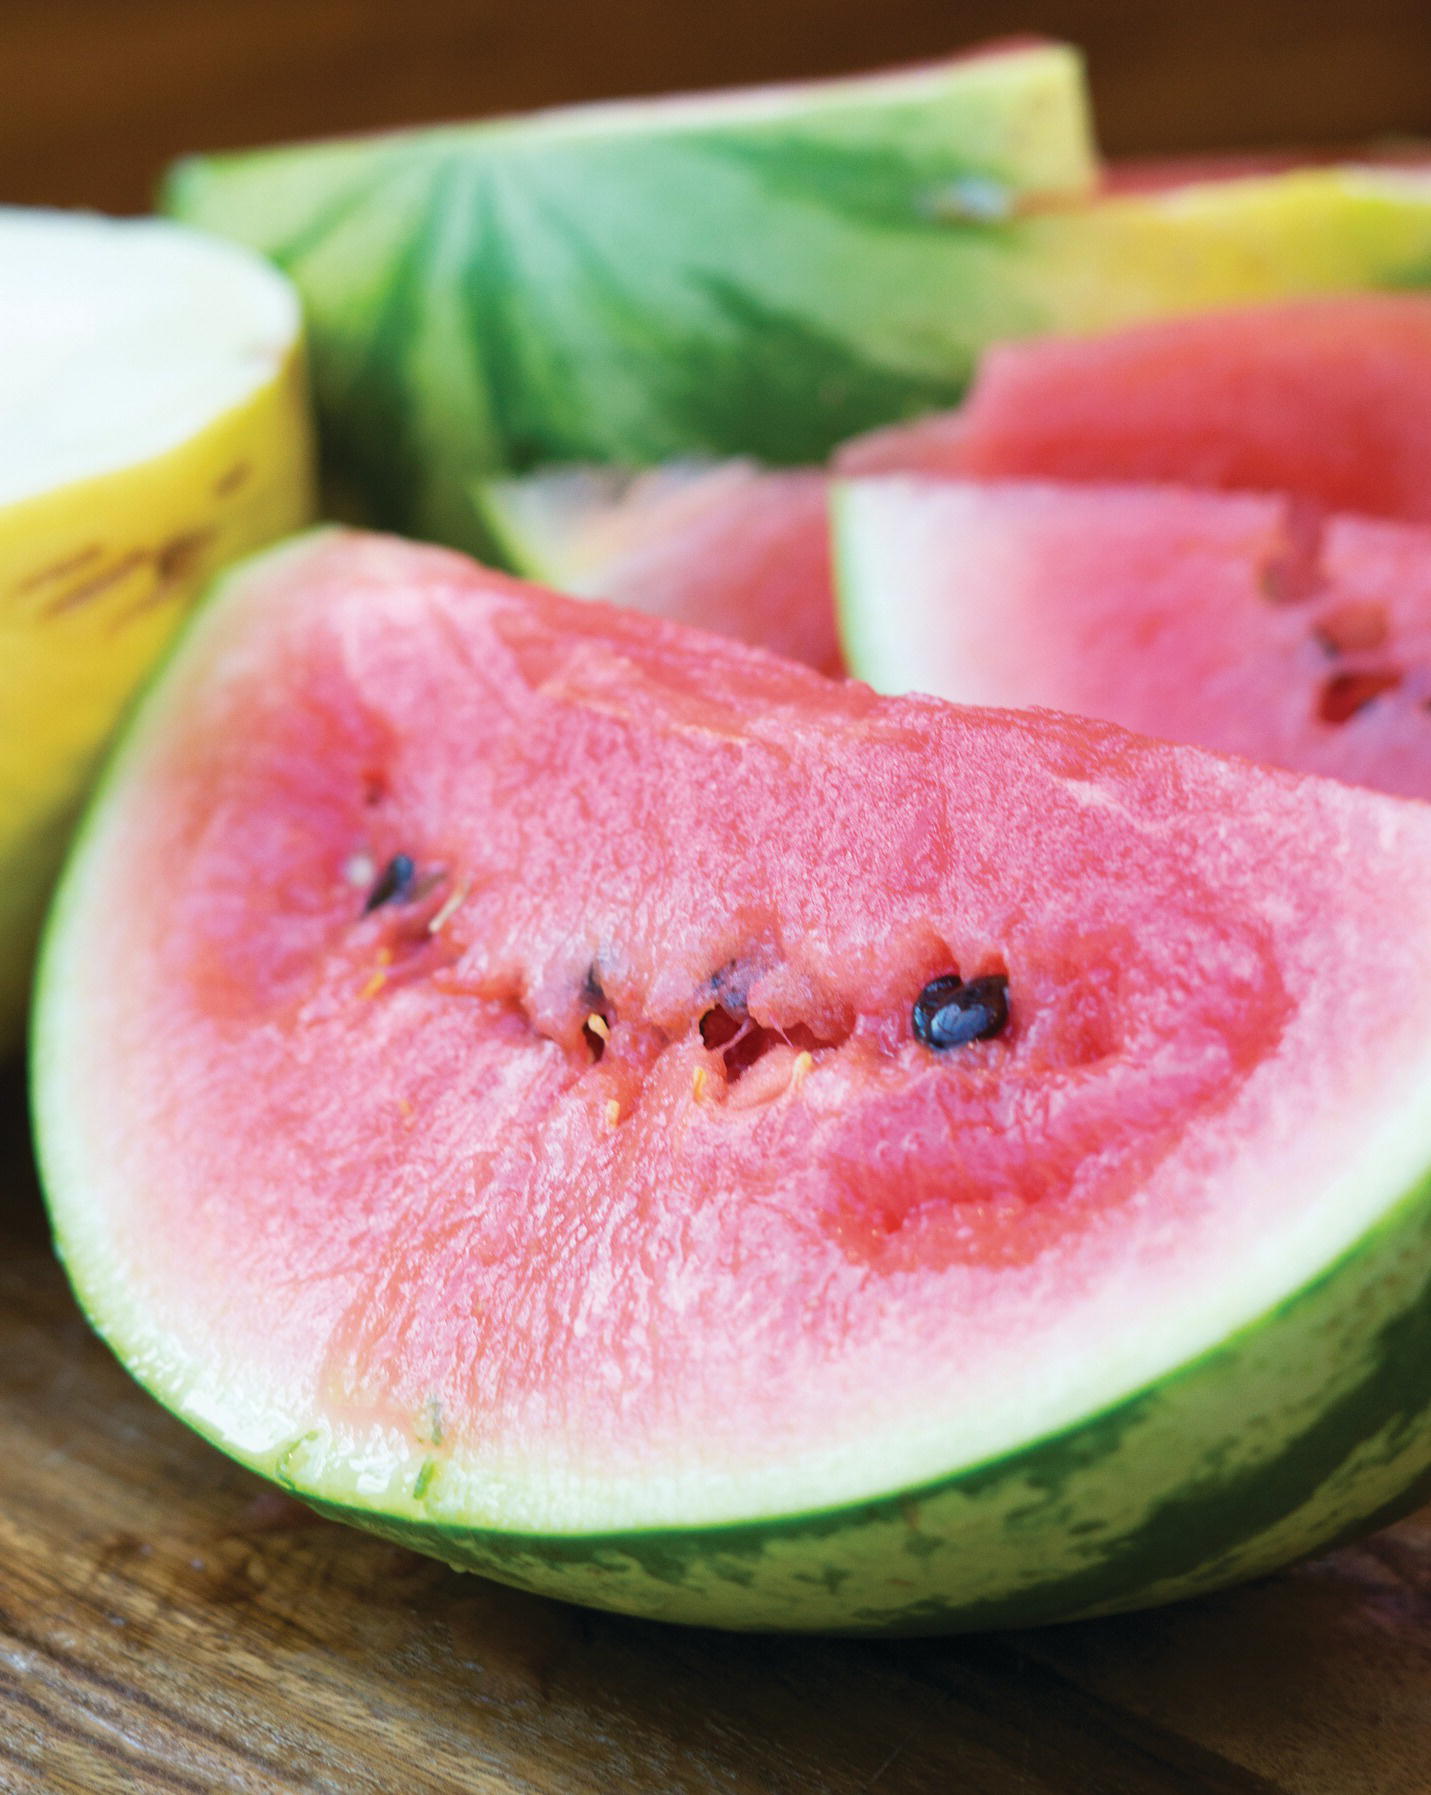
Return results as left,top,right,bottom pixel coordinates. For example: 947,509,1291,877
289,1165,1431,1634
165,50,1431,563
160,43,1097,548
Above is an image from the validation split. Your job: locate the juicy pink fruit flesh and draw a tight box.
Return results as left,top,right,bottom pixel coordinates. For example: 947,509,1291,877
49,532,1431,1513
838,478,1431,799
537,465,839,674
563,297,1431,687
838,295,1431,525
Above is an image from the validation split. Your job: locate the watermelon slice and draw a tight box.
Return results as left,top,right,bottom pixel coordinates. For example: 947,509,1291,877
34,529,1431,1633
160,41,1095,549
837,294,1431,522
479,295,1431,681
836,477,1431,796
475,460,840,672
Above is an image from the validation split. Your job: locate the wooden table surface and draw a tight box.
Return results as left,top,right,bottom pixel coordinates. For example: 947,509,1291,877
7,5,1431,1790
3,1055,1430,1792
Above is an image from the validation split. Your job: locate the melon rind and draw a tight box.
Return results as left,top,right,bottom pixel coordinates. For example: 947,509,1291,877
304,1180,1431,1633
166,52,1431,565
32,531,1431,1634
474,463,717,590
0,210,314,1044
473,459,841,670
1019,165,1431,333
160,42,1096,549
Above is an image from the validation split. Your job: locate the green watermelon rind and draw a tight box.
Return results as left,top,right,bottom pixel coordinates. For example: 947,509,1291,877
471,459,758,588
165,49,1431,565
295,1163,1431,1633
31,531,1431,1634
160,43,1097,549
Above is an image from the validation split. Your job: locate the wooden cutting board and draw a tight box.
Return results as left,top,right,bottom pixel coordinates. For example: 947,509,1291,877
3,1067,1429,1794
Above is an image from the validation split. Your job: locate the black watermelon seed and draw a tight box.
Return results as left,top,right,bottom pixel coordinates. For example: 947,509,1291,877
363,853,417,913
913,973,1009,1050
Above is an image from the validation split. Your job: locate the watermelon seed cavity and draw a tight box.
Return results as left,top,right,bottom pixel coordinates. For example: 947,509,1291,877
1318,669,1403,724
700,1002,781,1082
913,974,1010,1049
1313,601,1389,657
363,853,416,913
699,1001,848,1085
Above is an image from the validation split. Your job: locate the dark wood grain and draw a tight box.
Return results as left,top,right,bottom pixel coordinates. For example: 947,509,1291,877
3,1056,1430,1795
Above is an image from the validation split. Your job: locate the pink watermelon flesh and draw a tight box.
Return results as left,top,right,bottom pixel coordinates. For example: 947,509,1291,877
838,478,1431,799
837,296,1431,525
534,464,839,674
44,529,1431,1523
553,297,1431,687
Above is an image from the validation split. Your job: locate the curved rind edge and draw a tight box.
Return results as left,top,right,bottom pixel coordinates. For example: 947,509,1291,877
0,341,316,1043
287,1162,1431,1632
29,528,1431,1634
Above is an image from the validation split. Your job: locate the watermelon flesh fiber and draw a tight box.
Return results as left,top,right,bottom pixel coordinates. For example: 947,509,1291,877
35,530,1431,1631
483,296,1431,712
836,480,1431,800
837,294,1431,522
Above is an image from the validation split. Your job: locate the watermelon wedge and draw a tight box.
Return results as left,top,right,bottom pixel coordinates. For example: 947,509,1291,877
836,478,1431,796
475,460,840,672
34,530,1431,1633
837,294,1431,521
479,295,1431,682
160,42,1095,549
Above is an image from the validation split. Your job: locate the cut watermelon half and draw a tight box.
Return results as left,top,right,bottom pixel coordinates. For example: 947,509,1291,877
34,529,1431,1633
835,477,1431,797
837,294,1431,523
475,460,839,673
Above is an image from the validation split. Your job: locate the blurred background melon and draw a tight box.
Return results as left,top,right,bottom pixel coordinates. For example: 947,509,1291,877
0,212,313,1045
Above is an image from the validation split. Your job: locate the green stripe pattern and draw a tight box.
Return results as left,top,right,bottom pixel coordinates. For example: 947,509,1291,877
163,45,1096,549
167,70,1431,563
